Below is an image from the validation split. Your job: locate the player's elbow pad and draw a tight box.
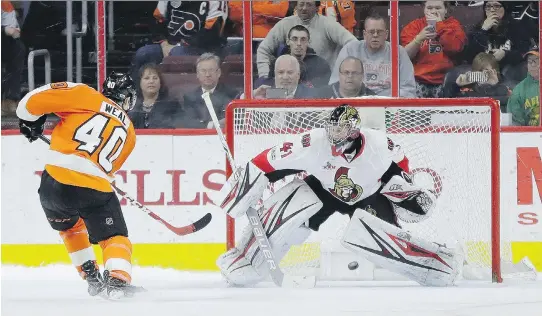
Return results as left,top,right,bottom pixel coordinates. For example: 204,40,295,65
380,175,436,223
218,161,269,219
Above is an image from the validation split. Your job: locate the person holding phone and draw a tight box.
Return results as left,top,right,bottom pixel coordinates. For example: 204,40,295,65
249,55,317,100
401,1,466,98
451,52,510,101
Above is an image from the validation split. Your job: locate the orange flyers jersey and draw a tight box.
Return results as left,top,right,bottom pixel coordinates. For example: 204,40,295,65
319,1,356,33
17,82,136,193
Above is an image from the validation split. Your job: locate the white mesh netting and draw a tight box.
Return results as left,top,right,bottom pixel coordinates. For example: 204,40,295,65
228,101,527,281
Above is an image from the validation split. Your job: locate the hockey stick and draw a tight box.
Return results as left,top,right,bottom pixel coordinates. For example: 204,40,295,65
202,92,315,288
37,135,212,236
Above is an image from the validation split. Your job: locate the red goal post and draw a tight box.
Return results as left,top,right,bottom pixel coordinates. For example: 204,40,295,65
225,97,502,282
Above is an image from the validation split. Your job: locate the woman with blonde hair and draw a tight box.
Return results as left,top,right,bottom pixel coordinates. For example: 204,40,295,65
452,52,510,100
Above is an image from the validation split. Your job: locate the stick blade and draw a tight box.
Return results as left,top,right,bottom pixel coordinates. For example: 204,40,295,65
192,213,212,232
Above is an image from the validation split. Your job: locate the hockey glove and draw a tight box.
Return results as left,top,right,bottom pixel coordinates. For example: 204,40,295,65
380,174,436,223
19,115,46,143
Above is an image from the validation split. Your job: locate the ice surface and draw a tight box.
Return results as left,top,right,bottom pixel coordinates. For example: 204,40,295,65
1,265,541,316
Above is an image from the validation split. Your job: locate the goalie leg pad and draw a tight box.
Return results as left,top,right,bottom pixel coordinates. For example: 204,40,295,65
218,161,269,219
341,209,464,286
217,180,321,286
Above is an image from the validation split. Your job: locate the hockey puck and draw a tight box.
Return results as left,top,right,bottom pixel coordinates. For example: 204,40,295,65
348,261,359,270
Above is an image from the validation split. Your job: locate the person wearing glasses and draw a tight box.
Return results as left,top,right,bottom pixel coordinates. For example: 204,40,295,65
319,57,375,98
462,1,531,71
183,53,239,128
257,1,356,80
507,49,540,126
260,25,331,88
329,13,416,97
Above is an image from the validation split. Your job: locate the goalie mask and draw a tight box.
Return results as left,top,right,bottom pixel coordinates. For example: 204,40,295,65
102,72,137,112
325,104,361,146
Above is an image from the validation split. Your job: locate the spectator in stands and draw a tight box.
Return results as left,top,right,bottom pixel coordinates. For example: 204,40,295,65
319,1,356,34
330,13,416,97
462,1,531,72
228,1,355,39
452,53,510,104
250,55,316,99
228,1,291,39
507,49,540,126
318,57,375,98
1,1,25,116
401,1,466,98
260,25,330,88
131,1,228,79
257,1,356,80
128,63,180,129
183,53,239,128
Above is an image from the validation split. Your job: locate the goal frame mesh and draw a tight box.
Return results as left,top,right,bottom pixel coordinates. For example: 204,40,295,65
225,97,502,282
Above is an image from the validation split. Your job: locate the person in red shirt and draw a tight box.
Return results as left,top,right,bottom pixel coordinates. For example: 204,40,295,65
400,1,466,98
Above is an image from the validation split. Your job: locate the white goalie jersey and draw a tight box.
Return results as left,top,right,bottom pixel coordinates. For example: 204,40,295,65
251,128,409,205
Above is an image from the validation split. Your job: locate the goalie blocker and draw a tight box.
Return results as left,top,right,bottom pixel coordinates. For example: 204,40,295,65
217,104,463,287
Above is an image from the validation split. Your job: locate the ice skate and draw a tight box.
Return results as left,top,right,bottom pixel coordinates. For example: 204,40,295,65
80,260,104,296
102,270,146,300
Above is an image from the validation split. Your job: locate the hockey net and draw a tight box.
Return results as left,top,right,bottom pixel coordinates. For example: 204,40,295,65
225,98,532,283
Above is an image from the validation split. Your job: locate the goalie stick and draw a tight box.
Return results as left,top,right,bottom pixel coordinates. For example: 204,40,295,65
202,92,316,288
38,135,212,237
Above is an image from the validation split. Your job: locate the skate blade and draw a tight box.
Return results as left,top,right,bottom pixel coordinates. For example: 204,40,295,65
98,285,147,301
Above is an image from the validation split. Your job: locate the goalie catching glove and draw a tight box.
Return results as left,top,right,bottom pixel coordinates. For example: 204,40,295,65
380,174,437,223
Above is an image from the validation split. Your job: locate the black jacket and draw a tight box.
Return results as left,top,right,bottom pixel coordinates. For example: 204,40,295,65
128,98,180,129
268,46,331,88
450,81,511,106
181,83,239,128
463,12,531,68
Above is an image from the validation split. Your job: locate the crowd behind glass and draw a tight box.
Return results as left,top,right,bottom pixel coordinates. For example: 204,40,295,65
1,1,540,128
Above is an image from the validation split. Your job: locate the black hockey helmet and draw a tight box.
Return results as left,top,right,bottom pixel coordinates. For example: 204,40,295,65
326,104,361,145
102,71,137,111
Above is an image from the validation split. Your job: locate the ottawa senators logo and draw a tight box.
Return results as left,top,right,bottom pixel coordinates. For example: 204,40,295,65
328,167,362,203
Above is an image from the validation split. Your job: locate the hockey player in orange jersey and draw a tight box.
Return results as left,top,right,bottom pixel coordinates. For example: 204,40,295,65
16,72,143,299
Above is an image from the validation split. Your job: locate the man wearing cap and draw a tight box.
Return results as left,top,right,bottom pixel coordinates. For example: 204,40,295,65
507,49,540,126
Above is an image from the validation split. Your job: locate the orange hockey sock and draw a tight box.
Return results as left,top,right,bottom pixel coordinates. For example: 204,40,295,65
99,236,133,284
59,217,96,279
